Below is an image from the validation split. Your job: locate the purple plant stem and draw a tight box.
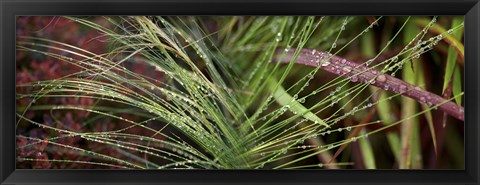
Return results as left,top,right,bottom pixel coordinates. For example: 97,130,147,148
275,48,464,122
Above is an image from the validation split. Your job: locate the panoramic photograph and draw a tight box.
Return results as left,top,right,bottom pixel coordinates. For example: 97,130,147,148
16,16,464,169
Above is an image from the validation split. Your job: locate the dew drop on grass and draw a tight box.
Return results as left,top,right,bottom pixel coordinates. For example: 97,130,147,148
352,107,358,112
331,43,337,48
392,56,399,62
275,32,282,42
447,29,454,34
321,61,330,67
307,73,314,79
346,127,352,131
366,59,373,66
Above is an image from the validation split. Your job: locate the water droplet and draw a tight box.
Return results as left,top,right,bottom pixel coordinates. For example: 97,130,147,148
366,59,373,66
321,61,330,67
351,76,358,82
318,163,324,167
346,127,352,131
351,137,357,142
392,56,398,62
336,87,342,92
352,107,358,112
399,85,407,93
376,74,387,83
447,29,454,34
331,43,337,48
342,66,352,74
420,97,426,104
275,32,282,42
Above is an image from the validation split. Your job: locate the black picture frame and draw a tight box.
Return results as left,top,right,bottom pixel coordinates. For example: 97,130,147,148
1,0,479,184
